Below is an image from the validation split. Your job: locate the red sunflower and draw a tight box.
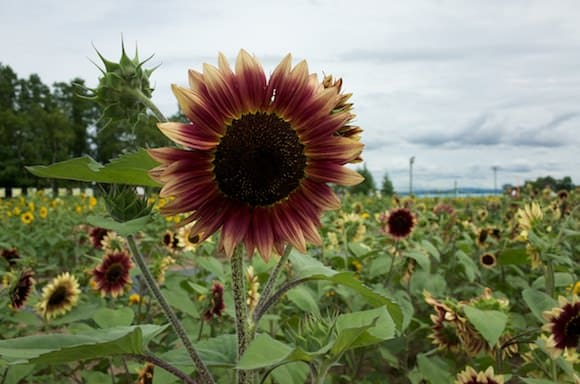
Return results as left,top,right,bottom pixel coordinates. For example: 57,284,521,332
148,50,363,260
92,250,133,298
380,207,417,240
542,296,580,357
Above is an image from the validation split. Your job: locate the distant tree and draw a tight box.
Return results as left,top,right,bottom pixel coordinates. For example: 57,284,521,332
381,172,394,196
349,166,376,195
526,175,575,192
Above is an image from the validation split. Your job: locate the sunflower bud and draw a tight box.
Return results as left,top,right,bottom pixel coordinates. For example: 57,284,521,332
101,184,152,222
84,42,156,128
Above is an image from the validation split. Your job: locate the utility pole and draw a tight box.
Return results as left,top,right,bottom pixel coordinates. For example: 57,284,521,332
492,166,499,194
409,156,415,196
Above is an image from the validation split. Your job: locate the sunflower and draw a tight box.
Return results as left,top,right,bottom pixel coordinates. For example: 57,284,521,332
20,211,34,225
89,227,109,249
92,250,133,298
380,207,417,240
203,281,226,321
479,252,497,269
542,296,580,358
37,272,81,319
1,248,20,269
136,363,154,384
10,270,35,310
148,50,363,261
516,201,543,231
455,366,504,384
38,206,48,219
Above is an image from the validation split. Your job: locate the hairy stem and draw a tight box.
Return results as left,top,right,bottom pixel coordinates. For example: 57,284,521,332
127,235,214,384
253,244,292,323
231,247,252,383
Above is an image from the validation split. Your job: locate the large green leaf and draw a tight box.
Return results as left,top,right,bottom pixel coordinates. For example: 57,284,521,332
26,149,160,187
287,285,320,316
522,288,558,322
289,251,403,329
455,250,479,282
86,215,151,236
497,247,528,266
463,306,507,346
237,334,313,370
0,325,165,365
161,334,237,369
93,307,135,328
332,306,396,355
416,354,453,384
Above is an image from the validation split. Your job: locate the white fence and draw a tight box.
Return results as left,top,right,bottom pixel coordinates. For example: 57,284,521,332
0,187,145,199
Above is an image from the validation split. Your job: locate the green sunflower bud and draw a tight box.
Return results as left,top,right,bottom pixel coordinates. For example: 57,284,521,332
101,184,152,223
83,42,157,128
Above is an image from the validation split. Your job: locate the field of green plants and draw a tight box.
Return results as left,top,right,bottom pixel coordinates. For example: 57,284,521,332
1,188,578,383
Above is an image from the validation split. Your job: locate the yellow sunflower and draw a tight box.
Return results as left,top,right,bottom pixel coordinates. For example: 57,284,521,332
37,272,81,320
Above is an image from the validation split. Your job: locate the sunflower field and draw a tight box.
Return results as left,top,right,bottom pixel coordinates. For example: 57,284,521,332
0,47,579,384
0,188,578,383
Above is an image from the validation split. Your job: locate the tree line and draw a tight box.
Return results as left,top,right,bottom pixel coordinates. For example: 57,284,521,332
0,63,170,189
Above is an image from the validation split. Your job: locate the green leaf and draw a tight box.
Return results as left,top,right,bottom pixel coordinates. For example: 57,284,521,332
238,334,312,370
348,242,373,258
420,240,440,262
532,273,574,290
0,325,164,365
416,354,453,384
455,250,478,282
196,256,225,280
86,214,151,236
405,250,430,270
93,307,134,328
270,361,309,384
463,306,507,346
521,379,558,384
497,247,528,266
332,306,395,356
161,334,237,370
26,149,160,186
522,288,558,322
287,285,320,316
289,251,403,329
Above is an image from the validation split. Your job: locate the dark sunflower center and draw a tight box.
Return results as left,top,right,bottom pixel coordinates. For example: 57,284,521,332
565,313,580,343
47,285,69,306
213,112,307,207
481,254,495,266
105,263,124,283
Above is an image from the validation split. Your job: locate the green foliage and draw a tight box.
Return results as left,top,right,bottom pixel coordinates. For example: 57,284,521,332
349,165,376,195
381,172,394,196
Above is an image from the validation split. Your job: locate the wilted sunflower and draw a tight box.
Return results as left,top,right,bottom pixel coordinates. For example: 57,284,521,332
455,366,504,384
542,296,580,358
92,250,133,298
10,270,35,310
37,272,81,319
203,281,226,321
89,227,109,249
380,207,417,240
148,50,363,260
136,362,154,384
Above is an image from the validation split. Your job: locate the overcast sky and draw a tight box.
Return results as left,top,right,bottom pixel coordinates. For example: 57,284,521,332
2,0,579,192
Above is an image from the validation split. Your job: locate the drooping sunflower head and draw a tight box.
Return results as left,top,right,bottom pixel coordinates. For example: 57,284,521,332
455,366,504,384
10,270,35,310
92,250,133,298
380,207,417,240
148,50,364,260
37,272,81,320
1,248,20,269
542,296,580,358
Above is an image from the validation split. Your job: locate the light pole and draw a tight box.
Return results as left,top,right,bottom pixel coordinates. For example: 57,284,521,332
409,156,415,196
492,166,499,194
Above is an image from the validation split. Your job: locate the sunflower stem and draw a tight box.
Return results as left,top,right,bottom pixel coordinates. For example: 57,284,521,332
231,246,253,384
127,88,168,123
253,244,292,323
253,277,311,324
126,235,214,384
544,260,555,298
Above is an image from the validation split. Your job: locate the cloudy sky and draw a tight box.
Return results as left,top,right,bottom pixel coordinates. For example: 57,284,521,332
2,0,579,192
